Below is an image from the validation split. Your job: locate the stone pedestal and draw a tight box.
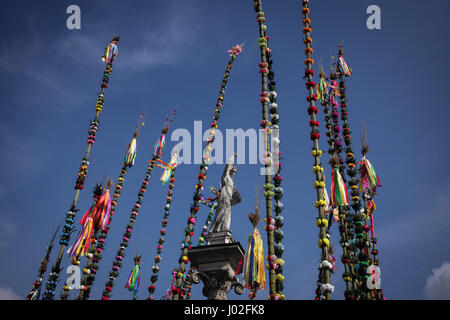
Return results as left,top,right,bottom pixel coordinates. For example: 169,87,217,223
188,237,245,300
205,230,234,245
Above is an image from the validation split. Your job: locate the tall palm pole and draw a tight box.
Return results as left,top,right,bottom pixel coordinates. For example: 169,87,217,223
253,0,285,300
42,37,120,300
26,226,60,300
172,44,243,300
197,187,219,247
76,115,145,300
147,153,179,300
317,68,356,299
60,183,105,300
181,187,218,301
359,127,384,300
335,44,372,300
301,0,334,299
101,113,175,300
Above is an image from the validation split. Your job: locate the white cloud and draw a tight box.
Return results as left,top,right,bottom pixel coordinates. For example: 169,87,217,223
424,262,450,300
0,286,21,300
121,10,200,70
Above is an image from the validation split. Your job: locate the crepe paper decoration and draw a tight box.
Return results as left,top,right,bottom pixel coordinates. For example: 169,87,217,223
125,254,142,300
124,113,145,168
358,158,381,196
338,55,352,77
59,184,105,300
197,187,219,246
155,150,179,185
253,0,285,300
147,164,178,300
243,188,268,300
26,225,60,300
155,109,176,158
183,268,195,300
67,181,112,261
162,268,181,300
244,228,266,298
75,117,145,300
42,37,120,300
244,187,266,299
60,184,104,300
101,117,174,300
330,159,350,207
301,1,334,300
172,45,242,301
101,38,119,64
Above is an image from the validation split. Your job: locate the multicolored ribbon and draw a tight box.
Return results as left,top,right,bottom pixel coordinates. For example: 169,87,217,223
155,151,178,185
125,255,142,296
243,228,266,294
330,166,350,207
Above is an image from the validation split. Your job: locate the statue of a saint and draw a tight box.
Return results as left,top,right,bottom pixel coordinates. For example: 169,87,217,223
208,154,241,233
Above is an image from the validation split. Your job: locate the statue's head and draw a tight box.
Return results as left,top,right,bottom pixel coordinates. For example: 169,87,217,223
230,165,237,176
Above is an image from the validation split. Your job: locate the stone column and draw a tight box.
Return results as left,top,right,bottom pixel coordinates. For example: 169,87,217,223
188,233,245,300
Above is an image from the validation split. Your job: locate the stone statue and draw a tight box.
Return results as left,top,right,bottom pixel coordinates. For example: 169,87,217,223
208,153,241,233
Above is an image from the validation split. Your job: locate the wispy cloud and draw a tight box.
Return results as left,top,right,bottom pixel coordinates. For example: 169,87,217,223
0,286,21,300
120,9,201,70
424,261,450,300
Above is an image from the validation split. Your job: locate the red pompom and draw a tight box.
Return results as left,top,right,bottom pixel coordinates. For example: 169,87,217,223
305,81,316,89
305,69,314,77
310,132,321,140
307,106,318,115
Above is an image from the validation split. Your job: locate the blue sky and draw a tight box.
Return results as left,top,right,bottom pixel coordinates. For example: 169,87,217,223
1,0,450,300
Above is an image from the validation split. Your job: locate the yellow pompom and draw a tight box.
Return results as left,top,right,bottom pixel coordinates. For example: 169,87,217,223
321,219,328,227
276,274,285,282
316,218,322,227
312,149,323,157
276,258,285,266
318,238,330,248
